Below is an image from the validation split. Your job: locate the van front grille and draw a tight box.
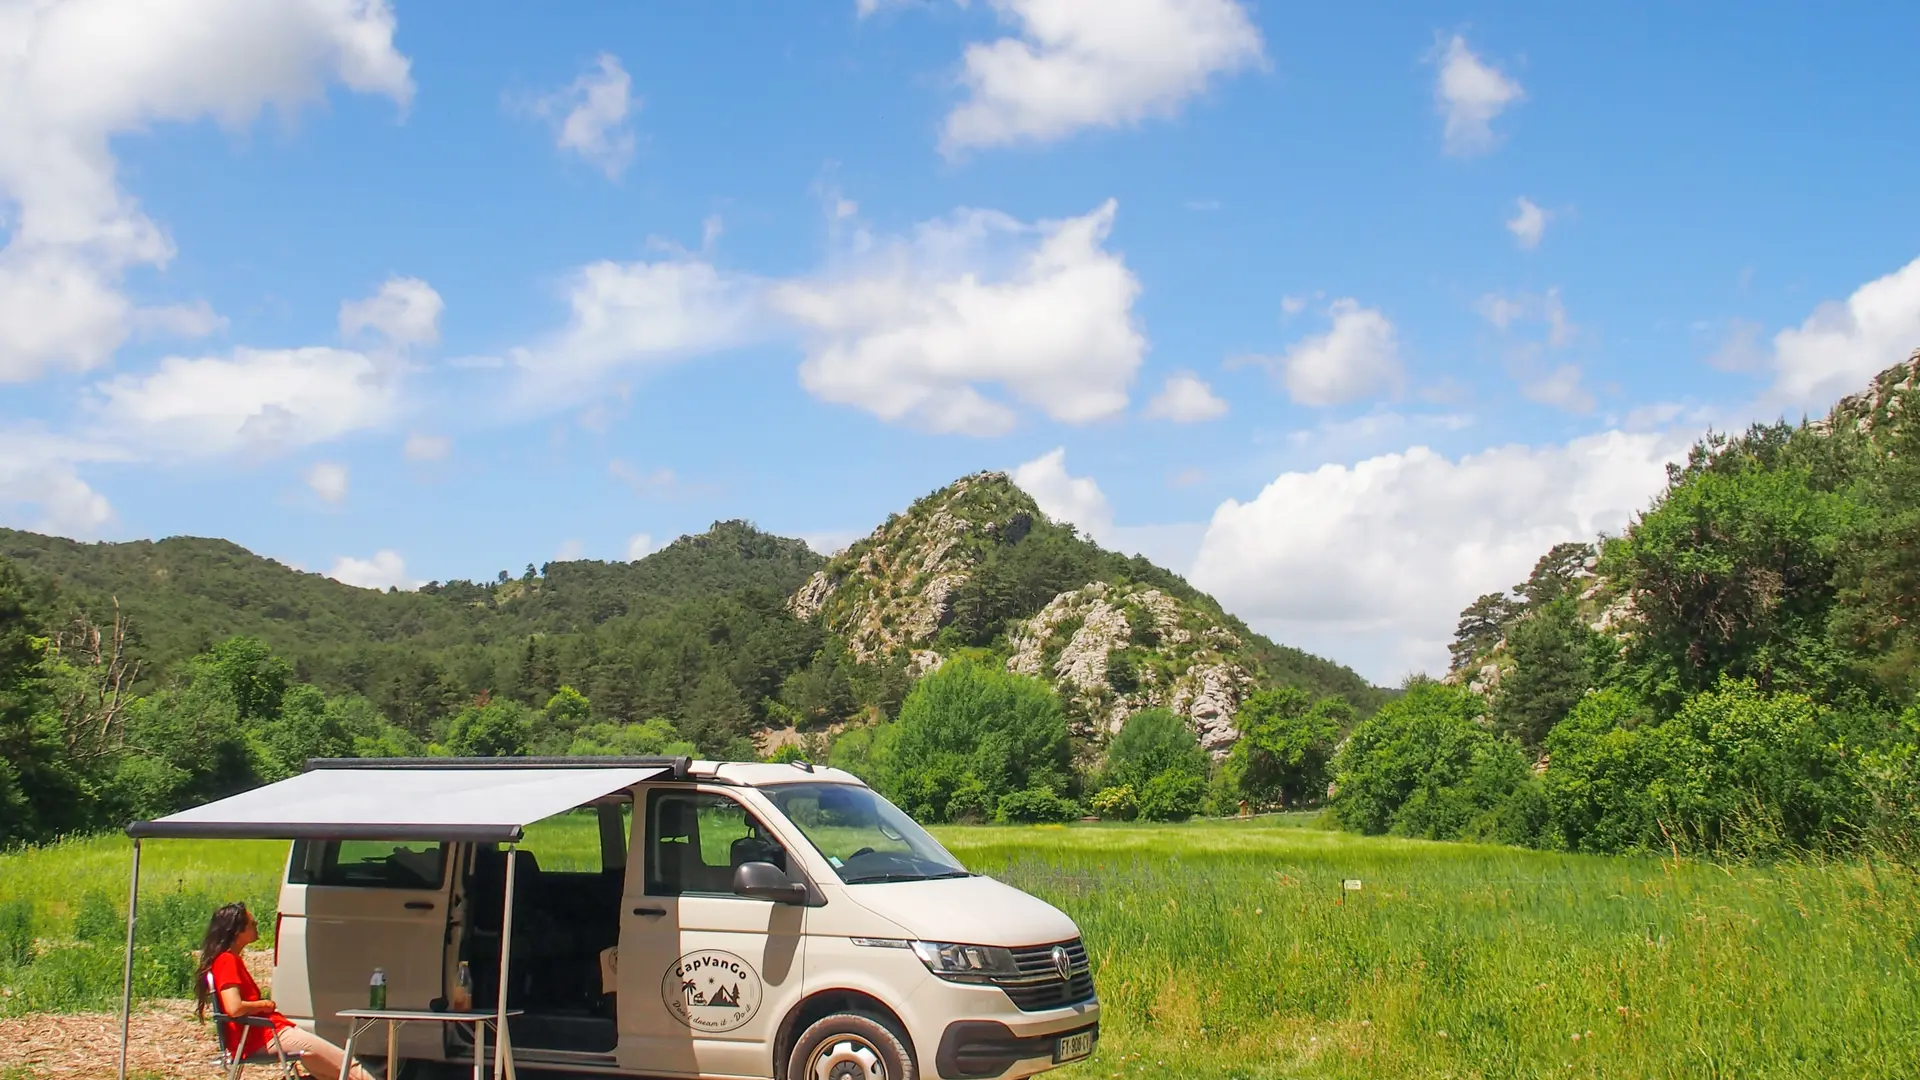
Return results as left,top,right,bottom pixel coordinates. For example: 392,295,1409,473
996,939,1095,1012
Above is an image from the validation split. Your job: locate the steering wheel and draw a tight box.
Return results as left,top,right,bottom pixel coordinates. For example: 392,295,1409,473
848,846,876,860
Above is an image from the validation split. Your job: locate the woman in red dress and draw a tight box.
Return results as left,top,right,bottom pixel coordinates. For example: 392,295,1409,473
194,903,374,1080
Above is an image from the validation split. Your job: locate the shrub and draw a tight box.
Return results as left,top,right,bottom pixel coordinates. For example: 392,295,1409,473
1104,709,1208,792
995,787,1080,824
0,898,33,966
887,661,1071,821
1332,681,1534,840
1136,772,1205,822
1223,688,1349,810
72,890,120,944
445,700,533,757
1090,785,1138,821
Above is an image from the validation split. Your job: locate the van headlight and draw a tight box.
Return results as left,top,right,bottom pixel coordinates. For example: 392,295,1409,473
910,941,1019,983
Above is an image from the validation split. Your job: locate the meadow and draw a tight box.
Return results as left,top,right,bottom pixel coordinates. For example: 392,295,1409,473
2,817,1917,1078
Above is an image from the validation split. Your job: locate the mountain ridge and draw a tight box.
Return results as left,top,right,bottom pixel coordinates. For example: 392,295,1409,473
0,474,1382,755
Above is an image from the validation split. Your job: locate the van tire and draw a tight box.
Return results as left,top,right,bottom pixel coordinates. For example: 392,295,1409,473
786,1011,915,1080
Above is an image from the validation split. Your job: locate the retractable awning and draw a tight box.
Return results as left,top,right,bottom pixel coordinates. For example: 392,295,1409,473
125,759,676,842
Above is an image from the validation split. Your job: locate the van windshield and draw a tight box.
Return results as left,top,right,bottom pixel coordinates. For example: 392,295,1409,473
762,783,971,884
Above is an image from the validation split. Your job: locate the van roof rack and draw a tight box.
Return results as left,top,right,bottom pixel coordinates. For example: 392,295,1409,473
304,756,694,781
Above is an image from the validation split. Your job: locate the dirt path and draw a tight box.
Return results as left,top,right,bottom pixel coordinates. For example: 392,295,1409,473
0,1002,211,1078
1,950,281,1078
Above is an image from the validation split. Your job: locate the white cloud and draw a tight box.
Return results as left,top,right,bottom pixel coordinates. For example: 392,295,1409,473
626,533,657,561
339,276,442,348
1521,364,1594,413
0,432,121,537
1248,298,1403,407
538,53,636,178
1479,287,1575,348
1432,34,1523,156
1144,371,1228,422
87,346,397,457
1280,294,1308,316
327,549,416,591
771,199,1144,435
1191,429,1689,680
1480,288,1586,411
1013,447,1115,537
0,0,411,382
1704,318,1765,373
555,539,584,561
1507,196,1547,249
403,432,450,462
304,460,349,503
1476,292,1526,331
942,0,1264,152
799,529,862,557
1012,446,1207,571
1764,255,1920,412
610,460,678,496
132,300,227,340
512,257,762,389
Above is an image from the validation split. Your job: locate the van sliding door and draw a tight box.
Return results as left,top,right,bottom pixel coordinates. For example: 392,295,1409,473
619,787,806,1079
280,839,454,1055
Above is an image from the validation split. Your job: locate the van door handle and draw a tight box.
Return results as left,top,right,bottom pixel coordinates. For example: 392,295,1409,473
632,906,666,917
404,901,436,911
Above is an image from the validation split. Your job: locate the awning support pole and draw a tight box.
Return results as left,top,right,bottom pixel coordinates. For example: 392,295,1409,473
116,837,143,1080
493,844,518,1080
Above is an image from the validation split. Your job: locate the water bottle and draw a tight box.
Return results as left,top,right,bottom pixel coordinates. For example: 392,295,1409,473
453,961,473,1012
369,967,388,1010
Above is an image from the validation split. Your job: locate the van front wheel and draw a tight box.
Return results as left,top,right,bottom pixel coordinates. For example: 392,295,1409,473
787,1012,916,1080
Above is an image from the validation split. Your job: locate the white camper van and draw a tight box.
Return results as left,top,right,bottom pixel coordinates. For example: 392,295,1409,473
130,757,1098,1080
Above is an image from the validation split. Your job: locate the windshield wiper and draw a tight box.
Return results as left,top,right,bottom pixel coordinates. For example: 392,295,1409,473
841,870,973,884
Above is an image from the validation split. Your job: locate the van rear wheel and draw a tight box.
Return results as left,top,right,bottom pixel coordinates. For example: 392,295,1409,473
787,1012,915,1080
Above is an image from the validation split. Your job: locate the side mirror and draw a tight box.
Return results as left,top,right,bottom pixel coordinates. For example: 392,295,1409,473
733,861,807,904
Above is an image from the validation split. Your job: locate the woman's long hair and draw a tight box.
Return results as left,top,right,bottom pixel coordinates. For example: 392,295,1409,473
194,902,252,1019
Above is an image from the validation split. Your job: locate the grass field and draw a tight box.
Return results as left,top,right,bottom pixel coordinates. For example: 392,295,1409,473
4,816,1918,1078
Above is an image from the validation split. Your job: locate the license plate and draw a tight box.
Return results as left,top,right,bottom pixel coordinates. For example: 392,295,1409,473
1054,1030,1094,1063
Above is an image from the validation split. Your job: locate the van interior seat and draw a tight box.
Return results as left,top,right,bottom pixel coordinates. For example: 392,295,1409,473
652,799,711,894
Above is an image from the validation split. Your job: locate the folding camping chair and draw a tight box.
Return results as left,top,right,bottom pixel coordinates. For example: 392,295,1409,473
206,971,306,1080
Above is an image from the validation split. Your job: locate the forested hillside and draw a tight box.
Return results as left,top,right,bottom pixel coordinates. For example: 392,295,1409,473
0,475,1384,845
1337,349,1920,858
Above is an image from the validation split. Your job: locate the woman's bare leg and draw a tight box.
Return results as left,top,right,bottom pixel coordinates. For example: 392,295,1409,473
272,1026,376,1080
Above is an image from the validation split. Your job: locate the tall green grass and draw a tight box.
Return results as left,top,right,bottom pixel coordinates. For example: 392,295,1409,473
940,820,1920,1078
3,820,1916,1076
0,836,283,1015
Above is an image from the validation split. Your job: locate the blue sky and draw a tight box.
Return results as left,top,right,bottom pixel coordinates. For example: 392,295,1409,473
2,1,1917,682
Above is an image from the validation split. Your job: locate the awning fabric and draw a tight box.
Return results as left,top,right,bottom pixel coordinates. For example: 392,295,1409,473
126,764,667,842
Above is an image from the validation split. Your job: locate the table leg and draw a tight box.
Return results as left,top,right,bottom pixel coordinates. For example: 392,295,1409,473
386,1019,399,1080
472,1020,485,1080
341,1022,357,1080
498,1021,515,1080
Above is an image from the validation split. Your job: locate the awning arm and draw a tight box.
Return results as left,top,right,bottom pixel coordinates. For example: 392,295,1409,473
116,838,141,1080
495,845,519,1080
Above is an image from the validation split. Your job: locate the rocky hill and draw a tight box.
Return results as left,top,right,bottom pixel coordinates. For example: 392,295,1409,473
1447,347,1920,697
791,472,1382,752
1,474,1378,758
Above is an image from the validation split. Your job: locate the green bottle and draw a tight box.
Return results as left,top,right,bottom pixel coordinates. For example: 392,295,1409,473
369,967,388,1010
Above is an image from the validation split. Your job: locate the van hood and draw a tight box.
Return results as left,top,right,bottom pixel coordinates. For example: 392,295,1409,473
839,874,1079,947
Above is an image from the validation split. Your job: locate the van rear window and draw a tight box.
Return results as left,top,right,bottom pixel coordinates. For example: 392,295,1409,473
288,840,446,889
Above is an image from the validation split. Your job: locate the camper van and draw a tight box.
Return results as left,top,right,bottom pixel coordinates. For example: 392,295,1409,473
265,759,1099,1080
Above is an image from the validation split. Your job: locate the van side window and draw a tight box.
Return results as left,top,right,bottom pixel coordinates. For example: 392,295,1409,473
645,790,788,897
289,840,445,889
